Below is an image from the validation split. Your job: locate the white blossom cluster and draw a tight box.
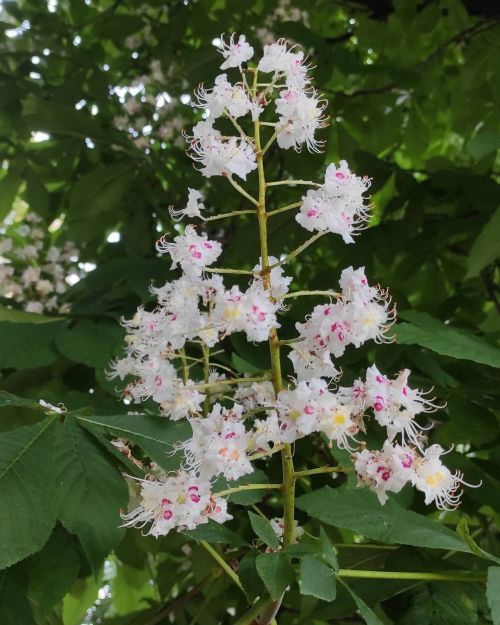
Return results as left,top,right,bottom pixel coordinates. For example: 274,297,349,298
113,49,189,152
256,0,310,45
114,36,474,538
0,212,82,314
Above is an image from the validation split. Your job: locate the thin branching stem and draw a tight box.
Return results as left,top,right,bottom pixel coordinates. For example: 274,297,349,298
198,540,245,594
227,175,260,207
203,209,255,222
267,201,302,217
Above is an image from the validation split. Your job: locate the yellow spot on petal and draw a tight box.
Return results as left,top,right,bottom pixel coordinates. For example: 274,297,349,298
426,472,444,488
332,412,346,426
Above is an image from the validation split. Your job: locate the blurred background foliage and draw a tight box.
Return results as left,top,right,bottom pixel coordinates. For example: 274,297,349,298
0,0,499,624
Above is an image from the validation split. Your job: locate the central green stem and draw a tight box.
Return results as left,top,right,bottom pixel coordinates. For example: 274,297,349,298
253,72,296,551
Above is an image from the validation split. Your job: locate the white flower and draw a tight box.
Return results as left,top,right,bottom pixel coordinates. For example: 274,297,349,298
195,74,253,120
270,517,304,543
288,345,340,382
121,472,232,537
0,238,13,255
212,283,280,343
277,380,320,442
180,404,254,481
275,88,327,153
234,381,276,411
35,279,54,296
156,225,222,277
219,33,254,70
296,162,371,242
316,394,360,450
354,442,416,505
258,39,308,89
250,412,282,451
169,188,205,221
22,266,41,286
25,301,44,314
364,365,438,448
294,269,394,362
189,128,257,180
252,256,292,299
160,382,205,421
413,444,475,510
243,285,280,342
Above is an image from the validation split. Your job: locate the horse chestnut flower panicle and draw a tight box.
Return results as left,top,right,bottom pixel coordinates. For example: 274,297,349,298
114,34,475,539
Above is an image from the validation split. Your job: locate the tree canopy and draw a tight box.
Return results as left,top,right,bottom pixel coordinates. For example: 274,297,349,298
0,1,499,624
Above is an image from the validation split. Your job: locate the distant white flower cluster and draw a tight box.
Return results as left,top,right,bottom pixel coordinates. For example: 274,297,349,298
256,0,310,45
112,53,189,152
112,36,474,538
0,212,82,314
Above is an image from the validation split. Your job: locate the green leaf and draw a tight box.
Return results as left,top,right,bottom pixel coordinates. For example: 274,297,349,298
0,168,22,220
62,576,99,625
56,319,124,368
0,305,63,324
25,167,50,217
55,416,127,574
0,565,37,625
399,584,480,625
466,206,500,278
255,552,295,600
0,390,45,411
299,555,337,602
397,311,500,369
320,527,339,571
487,567,500,625
184,519,249,547
0,417,57,569
296,487,470,552
248,511,280,549
338,578,384,625
231,352,263,374
467,131,500,160
110,562,159,616
0,321,64,370
226,469,271,505
457,518,500,565
77,414,190,471
23,95,106,141
69,161,131,216
238,551,265,601
29,525,81,609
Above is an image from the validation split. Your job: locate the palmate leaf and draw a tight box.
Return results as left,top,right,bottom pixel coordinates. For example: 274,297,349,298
0,564,37,625
255,552,295,600
29,525,81,610
399,584,480,625
0,417,58,569
299,555,337,602
0,321,64,370
62,575,100,625
396,311,500,369
77,413,191,471
338,578,384,625
184,519,249,547
296,487,470,552
55,319,125,369
248,511,280,549
55,416,128,574
0,390,46,410
110,562,159,616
